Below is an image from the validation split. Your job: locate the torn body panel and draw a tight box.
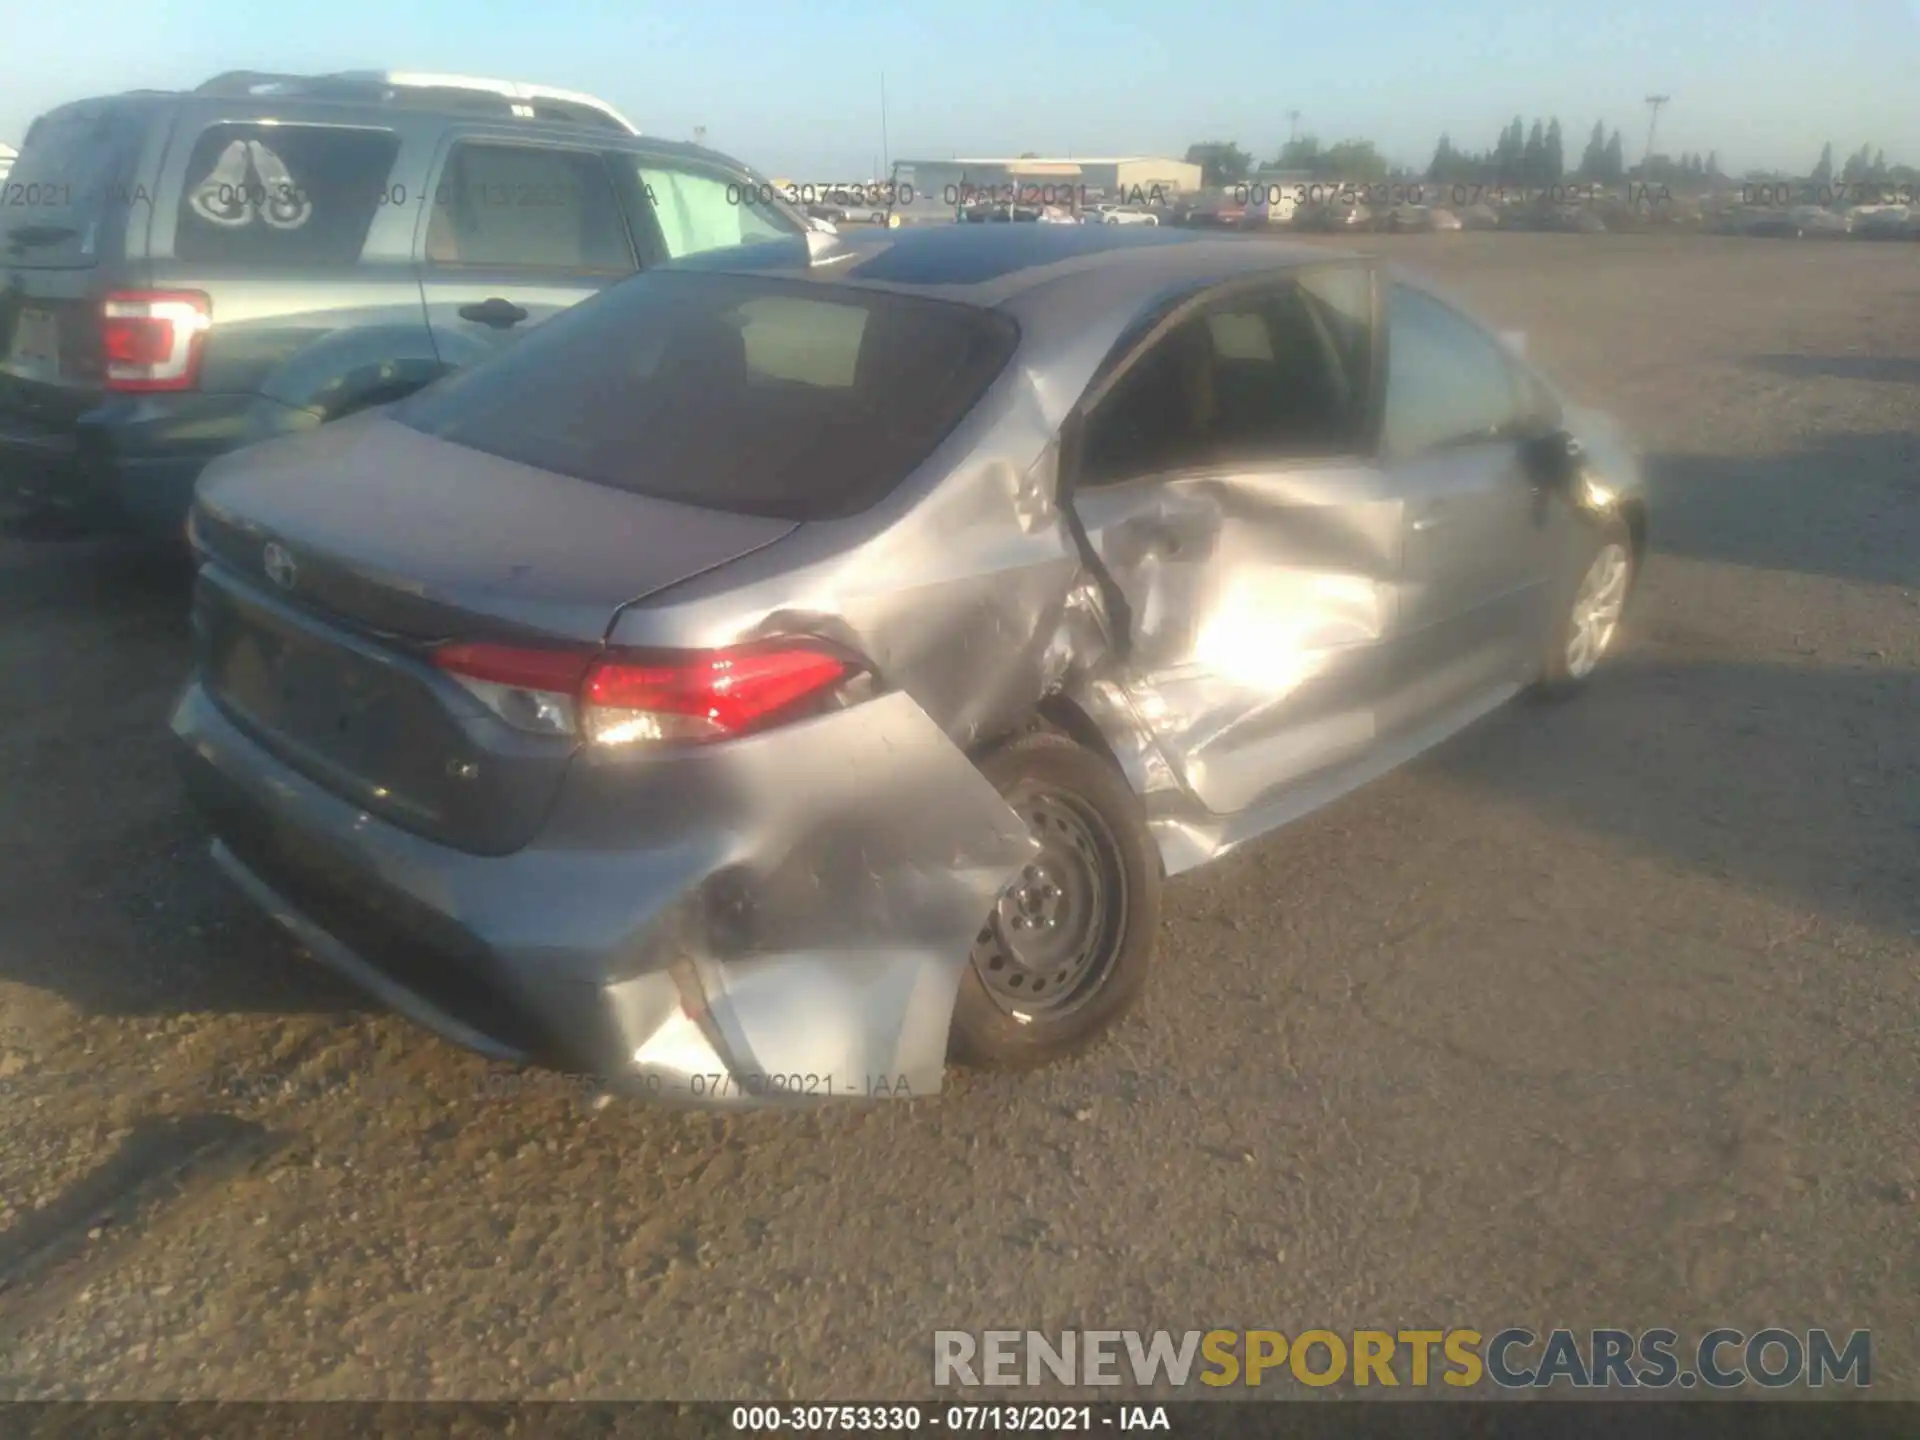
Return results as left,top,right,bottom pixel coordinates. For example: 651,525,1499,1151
603,367,1087,756
174,683,1036,1104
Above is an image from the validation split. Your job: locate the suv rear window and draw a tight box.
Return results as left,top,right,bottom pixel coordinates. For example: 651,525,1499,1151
173,124,401,268
396,270,1019,521
1,104,147,267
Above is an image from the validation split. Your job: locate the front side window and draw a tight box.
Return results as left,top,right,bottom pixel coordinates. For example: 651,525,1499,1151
633,164,799,260
425,143,634,273
396,270,1017,521
174,123,400,268
1383,285,1534,456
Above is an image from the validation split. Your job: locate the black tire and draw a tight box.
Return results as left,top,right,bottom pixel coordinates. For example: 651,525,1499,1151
1536,515,1636,700
948,730,1161,1070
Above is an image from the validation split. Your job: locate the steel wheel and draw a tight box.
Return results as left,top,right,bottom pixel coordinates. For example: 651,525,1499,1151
969,783,1127,1020
1565,541,1630,679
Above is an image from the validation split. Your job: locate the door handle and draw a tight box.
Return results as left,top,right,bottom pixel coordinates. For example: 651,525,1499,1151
457,298,530,329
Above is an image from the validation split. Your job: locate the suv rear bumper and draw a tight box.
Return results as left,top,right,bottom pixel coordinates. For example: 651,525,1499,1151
0,395,317,540
171,679,1034,1107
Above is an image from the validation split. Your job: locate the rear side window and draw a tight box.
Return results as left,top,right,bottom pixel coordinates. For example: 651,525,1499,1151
1,104,147,267
396,270,1019,521
629,162,799,259
174,123,400,268
426,143,633,272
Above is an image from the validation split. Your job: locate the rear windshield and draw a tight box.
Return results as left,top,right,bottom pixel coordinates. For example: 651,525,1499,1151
173,123,402,268
1,104,147,267
396,270,1020,521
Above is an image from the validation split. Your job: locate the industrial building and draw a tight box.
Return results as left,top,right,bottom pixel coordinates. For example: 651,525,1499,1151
892,155,1203,215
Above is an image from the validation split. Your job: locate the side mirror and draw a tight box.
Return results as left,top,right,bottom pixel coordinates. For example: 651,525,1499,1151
1521,428,1584,488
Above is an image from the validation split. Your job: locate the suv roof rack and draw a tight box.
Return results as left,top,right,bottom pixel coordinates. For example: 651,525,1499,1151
192,69,641,135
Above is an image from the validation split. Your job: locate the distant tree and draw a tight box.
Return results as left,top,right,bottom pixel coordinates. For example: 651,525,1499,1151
1321,138,1389,182
1544,118,1565,183
1492,117,1524,180
1577,120,1606,181
1603,129,1625,183
1270,135,1323,172
1018,150,1038,159
1810,142,1833,186
1871,147,1888,180
1523,120,1546,184
1428,133,1456,181
1840,144,1870,184
1183,142,1253,187
1705,150,1721,181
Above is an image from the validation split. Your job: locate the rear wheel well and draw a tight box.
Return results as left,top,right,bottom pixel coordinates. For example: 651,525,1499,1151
1035,695,1129,780
970,698,1126,775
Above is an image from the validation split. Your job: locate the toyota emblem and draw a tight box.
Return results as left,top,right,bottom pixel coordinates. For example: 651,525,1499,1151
262,542,298,591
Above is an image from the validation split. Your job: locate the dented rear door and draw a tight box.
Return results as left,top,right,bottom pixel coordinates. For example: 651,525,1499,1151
1071,463,1402,816
1065,264,1406,819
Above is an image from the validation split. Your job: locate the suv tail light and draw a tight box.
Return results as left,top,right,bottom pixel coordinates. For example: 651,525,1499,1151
433,640,859,746
102,291,212,392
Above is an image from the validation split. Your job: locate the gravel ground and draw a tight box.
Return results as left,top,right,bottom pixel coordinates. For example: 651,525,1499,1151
0,233,1915,1401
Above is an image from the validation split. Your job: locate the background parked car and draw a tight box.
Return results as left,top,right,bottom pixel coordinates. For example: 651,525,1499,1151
1786,204,1851,238
0,70,810,540
1458,202,1503,230
1175,196,1247,229
1293,199,1374,232
1849,205,1913,240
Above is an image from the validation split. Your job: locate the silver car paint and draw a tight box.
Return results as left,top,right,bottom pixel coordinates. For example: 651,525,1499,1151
177,680,1037,1104
178,229,1646,1102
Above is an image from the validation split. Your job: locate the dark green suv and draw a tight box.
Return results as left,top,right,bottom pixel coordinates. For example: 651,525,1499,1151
0,70,807,539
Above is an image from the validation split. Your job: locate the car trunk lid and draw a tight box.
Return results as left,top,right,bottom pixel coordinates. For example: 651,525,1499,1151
190,411,800,853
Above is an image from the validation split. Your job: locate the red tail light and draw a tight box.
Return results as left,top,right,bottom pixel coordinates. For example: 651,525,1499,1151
433,640,857,746
102,290,211,392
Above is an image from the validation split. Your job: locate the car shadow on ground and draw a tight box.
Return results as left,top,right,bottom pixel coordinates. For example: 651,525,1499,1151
1747,354,1920,385
1431,648,1919,944
1645,431,1920,589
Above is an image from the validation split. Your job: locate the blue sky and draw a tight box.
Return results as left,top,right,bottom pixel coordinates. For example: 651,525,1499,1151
5,0,1916,179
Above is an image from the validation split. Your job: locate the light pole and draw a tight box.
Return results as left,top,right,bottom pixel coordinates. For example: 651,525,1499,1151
1640,95,1669,180
880,73,890,184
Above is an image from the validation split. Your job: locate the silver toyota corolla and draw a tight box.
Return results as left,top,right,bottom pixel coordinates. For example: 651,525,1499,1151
173,224,1648,1106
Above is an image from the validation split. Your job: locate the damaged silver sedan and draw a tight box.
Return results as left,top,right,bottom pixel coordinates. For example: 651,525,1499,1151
172,224,1648,1105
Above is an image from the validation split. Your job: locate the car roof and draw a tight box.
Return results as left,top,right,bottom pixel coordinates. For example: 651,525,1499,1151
671,224,1358,324
33,88,766,179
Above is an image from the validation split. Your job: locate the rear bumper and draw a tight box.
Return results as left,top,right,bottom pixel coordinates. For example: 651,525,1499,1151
171,681,1034,1107
0,395,316,540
